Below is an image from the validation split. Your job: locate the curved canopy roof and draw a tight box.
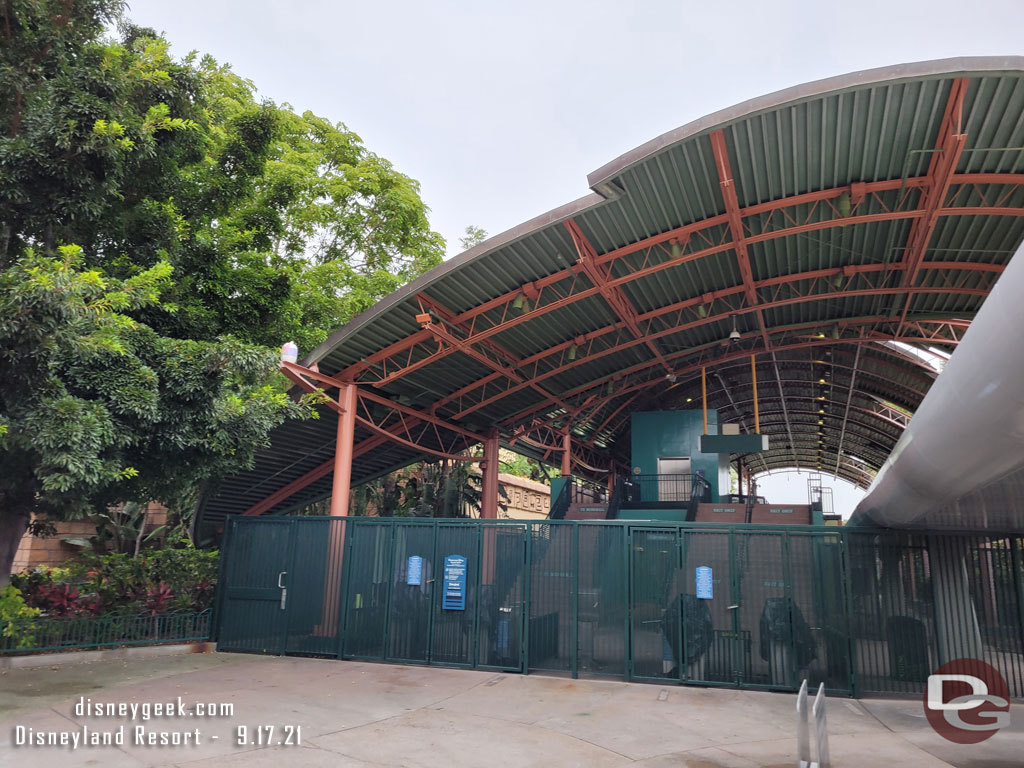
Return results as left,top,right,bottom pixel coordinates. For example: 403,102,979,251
198,56,1024,530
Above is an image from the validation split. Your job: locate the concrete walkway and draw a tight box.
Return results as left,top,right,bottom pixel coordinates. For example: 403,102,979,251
1,653,1021,767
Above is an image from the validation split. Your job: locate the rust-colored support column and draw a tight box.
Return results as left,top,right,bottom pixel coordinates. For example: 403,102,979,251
561,431,572,476
330,383,357,516
481,428,500,519
319,381,356,637
608,459,616,496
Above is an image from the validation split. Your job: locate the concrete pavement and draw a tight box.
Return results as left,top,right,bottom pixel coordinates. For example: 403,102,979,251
1,653,1021,767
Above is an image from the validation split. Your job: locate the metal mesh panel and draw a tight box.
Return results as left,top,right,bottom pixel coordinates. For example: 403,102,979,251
285,518,346,656
477,524,527,670
682,530,735,684
215,517,1024,698
955,535,1024,695
846,532,938,695
738,532,788,689
630,527,679,681
787,532,851,693
430,524,478,666
578,525,627,678
388,522,435,663
341,521,392,659
528,523,574,672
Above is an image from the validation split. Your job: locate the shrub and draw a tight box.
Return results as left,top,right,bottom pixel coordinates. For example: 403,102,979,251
13,547,219,617
0,585,41,649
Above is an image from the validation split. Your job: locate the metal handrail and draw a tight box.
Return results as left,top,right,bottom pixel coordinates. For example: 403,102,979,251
618,473,706,505
548,477,573,519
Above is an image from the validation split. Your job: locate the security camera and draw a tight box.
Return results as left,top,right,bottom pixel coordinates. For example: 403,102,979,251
728,315,741,343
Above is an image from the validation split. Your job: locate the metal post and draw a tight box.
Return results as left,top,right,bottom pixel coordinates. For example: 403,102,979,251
472,522,483,668
561,431,572,476
523,524,532,674
813,682,831,768
625,524,633,680
796,679,811,768
210,516,234,645
839,530,861,697
750,355,759,433
426,520,439,664
336,522,356,659
481,428,500,519
572,522,579,679
701,366,708,434
782,532,797,689
330,383,357,516
381,520,397,660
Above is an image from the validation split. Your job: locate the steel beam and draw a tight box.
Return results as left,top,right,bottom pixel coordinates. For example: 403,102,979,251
565,219,672,372
433,264,990,420
897,79,970,328
338,174,1024,385
833,345,863,476
530,317,964,436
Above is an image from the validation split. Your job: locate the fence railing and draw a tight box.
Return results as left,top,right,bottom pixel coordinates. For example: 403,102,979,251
618,474,712,506
0,609,212,655
214,516,1024,700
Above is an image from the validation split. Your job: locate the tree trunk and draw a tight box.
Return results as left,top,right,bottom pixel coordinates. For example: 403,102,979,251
0,508,31,588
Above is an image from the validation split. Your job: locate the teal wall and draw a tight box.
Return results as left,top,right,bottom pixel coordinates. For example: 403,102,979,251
630,409,730,502
549,476,570,513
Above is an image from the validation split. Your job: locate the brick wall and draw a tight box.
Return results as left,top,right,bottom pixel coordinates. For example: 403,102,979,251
694,503,812,525
11,502,169,573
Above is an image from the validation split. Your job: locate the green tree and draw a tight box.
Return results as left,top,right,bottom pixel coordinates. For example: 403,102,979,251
459,225,488,252
1,1,444,354
0,247,317,585
0,1,442,580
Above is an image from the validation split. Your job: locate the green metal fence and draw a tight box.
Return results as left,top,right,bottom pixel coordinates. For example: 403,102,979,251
1,610,212,654
215,516,1024,698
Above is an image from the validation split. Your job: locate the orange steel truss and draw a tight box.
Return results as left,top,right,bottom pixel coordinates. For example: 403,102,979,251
242,73,1024,514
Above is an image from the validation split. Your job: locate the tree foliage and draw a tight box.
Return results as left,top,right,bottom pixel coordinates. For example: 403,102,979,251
458,225,488,252
0,0,445,581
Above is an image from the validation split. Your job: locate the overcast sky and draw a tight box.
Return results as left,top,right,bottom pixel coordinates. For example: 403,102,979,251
126,0,1024,514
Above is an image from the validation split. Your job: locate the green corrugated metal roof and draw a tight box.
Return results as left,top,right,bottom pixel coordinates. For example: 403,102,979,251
197,57,1024,530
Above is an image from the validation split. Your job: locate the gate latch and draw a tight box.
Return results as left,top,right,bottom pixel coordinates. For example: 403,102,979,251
278,571,288,610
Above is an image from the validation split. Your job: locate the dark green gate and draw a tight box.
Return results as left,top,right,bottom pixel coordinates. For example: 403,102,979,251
215,517,1024,699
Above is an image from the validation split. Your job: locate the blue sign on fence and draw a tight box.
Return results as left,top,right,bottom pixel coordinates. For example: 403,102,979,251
407,555,423,586
442,554,467,610
695,565,713,599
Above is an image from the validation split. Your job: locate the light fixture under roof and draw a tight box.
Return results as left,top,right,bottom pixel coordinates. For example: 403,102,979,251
729,316,741,343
